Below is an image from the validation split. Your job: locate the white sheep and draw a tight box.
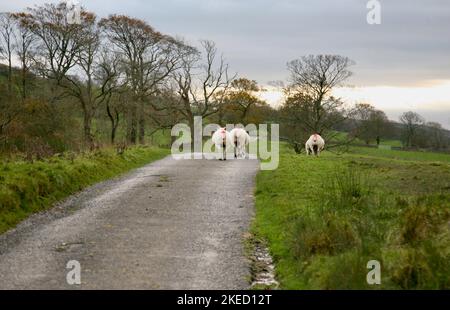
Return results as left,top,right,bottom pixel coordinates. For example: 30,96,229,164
305,134,325,156
230,128,250,159
212,128,232,160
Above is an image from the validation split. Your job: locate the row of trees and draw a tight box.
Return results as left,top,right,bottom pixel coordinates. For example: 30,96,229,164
1,3,274,156
398,111,448,150
277,55,449,152
1,2,448,157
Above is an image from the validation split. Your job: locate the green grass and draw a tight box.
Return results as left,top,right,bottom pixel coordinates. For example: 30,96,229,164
349,146,450,163
326,131,403,147
253,144,450,289
0,146,169,234
379,139,403,148
331,130,403,148
148,128,173,147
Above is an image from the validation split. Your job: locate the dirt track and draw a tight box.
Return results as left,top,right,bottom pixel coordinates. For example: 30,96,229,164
0,155,259,289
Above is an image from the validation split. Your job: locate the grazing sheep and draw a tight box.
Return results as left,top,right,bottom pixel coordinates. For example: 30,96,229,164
212,128,232,160
230,128,250,159
305,134,325,156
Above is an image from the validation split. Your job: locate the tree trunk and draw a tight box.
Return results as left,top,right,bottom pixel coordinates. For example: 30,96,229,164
188,113,195,143
7,53,12,94
83,111,93,148
138,116,145,144
181,96,195,143
21,65,27,100
138,100,145,144
241,104,251,123
106,103,118,144
127,104,137,144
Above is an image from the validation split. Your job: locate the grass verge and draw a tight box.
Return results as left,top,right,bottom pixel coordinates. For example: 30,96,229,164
253,144,450,289
0,146,169,234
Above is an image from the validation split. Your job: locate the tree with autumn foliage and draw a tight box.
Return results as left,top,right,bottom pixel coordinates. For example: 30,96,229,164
100,15,190,144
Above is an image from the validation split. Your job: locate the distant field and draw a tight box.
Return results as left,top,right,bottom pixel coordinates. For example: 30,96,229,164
379,139,403,147
331,131,404,147
349,146,450,163
253,144,450,289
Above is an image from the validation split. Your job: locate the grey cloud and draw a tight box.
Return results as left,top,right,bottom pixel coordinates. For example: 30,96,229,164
3,0,449,86
1,0,449,127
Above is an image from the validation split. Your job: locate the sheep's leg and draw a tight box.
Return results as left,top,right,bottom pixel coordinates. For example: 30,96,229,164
317,146,323,156
217,144,223,160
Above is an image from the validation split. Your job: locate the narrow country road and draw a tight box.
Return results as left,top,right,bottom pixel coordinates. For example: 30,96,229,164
0,155,260,289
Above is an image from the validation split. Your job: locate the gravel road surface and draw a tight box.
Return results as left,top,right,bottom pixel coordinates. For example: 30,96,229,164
0,154,259,289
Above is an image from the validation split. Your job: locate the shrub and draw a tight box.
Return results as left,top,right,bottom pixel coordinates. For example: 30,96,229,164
397,195,450,244
291,209,360,260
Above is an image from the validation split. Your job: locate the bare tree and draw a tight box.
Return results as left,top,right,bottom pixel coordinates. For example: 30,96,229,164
287,55,354,133
173,44,199,137
280,92,349,152
352,103,378,144
353,103,390,144
0,12,15,93
99,15,147,144
281,55,354,152
25,3,85,88
425,122,447,150
399,111,425,148
99,15,187,144
192,41,234,117
0,12,20,141
23,3,118,147
174,40,234,139
105,91,126,144
146,86,186,145
11,13,36,100
0,82,19,142
95,49,123,144
369,109,390,145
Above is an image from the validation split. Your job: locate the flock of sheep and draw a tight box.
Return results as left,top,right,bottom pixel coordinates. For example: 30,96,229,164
212,128,325,160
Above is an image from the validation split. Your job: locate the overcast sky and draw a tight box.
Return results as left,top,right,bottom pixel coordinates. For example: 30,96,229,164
2,0,450,127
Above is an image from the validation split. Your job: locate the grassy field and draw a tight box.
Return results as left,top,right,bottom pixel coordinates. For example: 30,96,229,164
332,131,404,148
349,146,450,163
253,144,450,289
379,139,403,148
0,146,169,234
